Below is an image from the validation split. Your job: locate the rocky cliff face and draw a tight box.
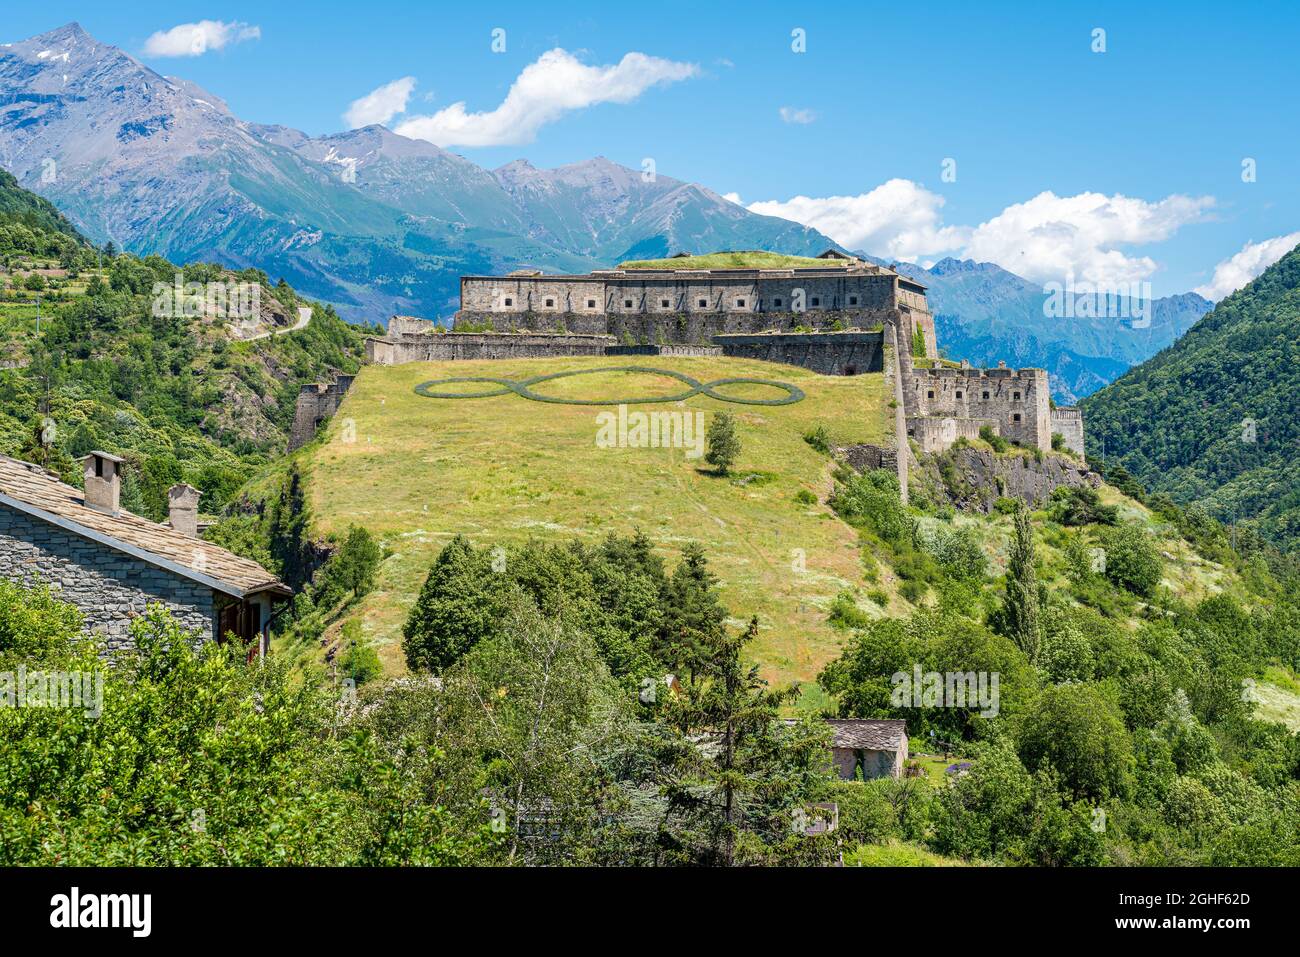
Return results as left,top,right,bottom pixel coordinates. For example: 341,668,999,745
915,446,1100,512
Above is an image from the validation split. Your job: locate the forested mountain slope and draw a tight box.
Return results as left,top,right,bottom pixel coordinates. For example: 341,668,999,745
1081,241,1300,551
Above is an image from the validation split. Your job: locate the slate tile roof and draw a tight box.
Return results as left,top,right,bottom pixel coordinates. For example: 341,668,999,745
826,719,907,751
0,455,288,598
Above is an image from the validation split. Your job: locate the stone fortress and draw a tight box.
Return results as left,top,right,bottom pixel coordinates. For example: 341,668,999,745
360,250,1087,463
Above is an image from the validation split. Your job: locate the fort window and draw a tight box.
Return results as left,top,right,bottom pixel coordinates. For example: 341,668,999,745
773,298,782,307
503,297,513,307
955,391,963,399
1013,391,1021,400
661,299,670,308
586,299,596,308
849,296,858,305
1013,414,1022,422
624,299,633,308
811,297,821,307
545,298,555,308
698,299,707,307
982,391,990,400
736,298,746,308
927,390,935,399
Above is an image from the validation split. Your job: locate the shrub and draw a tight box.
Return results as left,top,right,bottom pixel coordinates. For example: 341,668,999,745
828,591,873,631
979,425,1009,453
1097,523,1163,597
830,470,912,547
338,620,383,685
794,488,817,506
803,424,831,454
1051,485,1119,526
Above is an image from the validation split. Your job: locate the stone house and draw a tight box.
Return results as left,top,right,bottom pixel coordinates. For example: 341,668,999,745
826,719,909,780
0,452,290,655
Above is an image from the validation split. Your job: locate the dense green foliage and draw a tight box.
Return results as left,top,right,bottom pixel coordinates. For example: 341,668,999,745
0,177,372,520
1082,241,1300,552
816,460,1300,866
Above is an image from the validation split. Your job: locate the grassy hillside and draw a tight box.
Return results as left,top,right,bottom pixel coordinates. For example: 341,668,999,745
304,355,888,684
619,251,846,270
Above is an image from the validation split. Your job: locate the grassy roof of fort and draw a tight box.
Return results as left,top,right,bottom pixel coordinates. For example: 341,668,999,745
617,251,850,271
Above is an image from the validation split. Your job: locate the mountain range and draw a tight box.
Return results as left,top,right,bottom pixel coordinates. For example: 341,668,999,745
0,23,834,323
1,22,1212,401
880,257,1213,404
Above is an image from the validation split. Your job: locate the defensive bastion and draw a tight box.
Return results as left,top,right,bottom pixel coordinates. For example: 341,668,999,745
356,255,1086,461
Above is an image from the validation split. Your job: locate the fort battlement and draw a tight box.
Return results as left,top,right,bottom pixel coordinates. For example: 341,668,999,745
905,365,1053,452
454,260,936,359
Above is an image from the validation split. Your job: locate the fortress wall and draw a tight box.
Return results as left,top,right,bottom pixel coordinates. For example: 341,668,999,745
459,272,899,319
366,333,615,366
909,367,1052,451
907,416,999,454
456,308,894,344
1051,406,1087,456
289,373,356,451
712,332,884,376
604,344,722,357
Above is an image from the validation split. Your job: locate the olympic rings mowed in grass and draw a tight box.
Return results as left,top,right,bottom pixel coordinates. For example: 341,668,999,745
413,366,806,406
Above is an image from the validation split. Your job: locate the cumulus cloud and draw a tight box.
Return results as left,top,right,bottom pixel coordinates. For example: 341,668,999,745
344,77,417,129
778,106,816,124
143,20,261,58
962,191,1214,288
746,181,1214,289
1194,232,1300,301
747,179,968,264
722,192,744,205
395,48,698,147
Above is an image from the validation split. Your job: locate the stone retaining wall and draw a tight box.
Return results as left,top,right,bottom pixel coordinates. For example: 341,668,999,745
712,331,884,375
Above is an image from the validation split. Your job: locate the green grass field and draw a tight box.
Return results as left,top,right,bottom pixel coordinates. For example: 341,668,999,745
306,355,889,685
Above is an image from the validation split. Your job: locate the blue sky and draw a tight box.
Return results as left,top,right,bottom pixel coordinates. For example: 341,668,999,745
7,0,1300,297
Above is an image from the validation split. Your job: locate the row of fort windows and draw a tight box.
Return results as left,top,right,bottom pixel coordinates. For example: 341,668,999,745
926,389,1024,401
500,295,863,310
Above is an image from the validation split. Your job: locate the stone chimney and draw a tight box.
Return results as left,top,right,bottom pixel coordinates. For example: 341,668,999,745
167,483,202,538
81,451,125,516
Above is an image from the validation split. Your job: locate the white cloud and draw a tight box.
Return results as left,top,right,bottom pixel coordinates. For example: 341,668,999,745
746,181,1214,289
395,48,698,147
962,191,1213,288
746,179,968,264
779,106,816,124
143,20,261,58
344,77,417,129
722,192,744,205
1194,232,1300,301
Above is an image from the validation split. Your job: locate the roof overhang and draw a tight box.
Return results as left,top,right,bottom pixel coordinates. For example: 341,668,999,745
0,492,287,600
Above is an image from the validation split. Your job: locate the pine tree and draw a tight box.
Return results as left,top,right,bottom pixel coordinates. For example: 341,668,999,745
658,543,727,681
705,410,740,475
1002,502,1043,664
402,535,500,671
655,615,831,866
